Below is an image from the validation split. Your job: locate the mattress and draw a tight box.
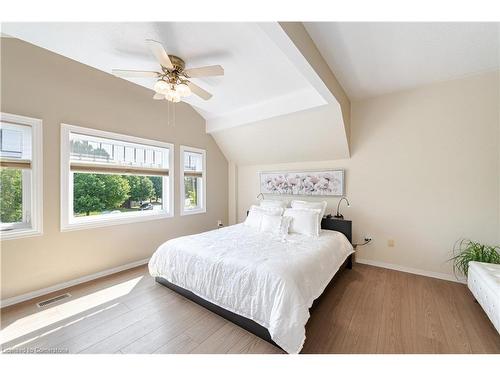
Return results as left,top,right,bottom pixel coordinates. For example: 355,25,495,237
148,223,354,353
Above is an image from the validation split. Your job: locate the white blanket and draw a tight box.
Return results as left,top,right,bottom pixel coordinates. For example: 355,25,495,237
148,224,354,353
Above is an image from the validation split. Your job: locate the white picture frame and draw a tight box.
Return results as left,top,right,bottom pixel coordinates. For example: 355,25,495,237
259,170,345,196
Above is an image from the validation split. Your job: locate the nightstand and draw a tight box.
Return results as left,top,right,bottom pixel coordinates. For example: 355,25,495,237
321,217,352,243
321,217,354,268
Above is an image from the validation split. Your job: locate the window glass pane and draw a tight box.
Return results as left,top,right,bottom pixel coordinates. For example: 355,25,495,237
184,176,202,210
136,148,145,164
124,147,134,163
115,145,125,162
0,122,32,160
184,151,203,172
1,129,22,156
73,173,166,218
70,133,168,169
145,149,154,165
154,151,163,167
0,168,23,224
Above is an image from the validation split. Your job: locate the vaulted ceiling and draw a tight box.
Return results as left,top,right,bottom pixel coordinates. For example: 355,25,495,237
4,22,495,166
2,22,349,165
1,23,332,131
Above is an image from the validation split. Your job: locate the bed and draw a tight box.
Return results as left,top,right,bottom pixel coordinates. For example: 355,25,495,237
148,219,354,354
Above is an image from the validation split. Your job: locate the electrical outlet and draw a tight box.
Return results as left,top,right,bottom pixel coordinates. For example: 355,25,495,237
387,239,395,247
364,237,372,242
217,220,223,228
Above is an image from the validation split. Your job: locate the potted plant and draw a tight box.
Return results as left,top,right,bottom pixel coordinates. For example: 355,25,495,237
450,239,500,277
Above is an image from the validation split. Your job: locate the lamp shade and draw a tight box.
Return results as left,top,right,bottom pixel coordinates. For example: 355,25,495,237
154,80,169,93
165,90,181,103
176,82,191,97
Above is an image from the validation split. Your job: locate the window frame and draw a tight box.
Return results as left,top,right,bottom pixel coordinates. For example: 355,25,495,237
60,123,174,232
0,112,43,240
180,145,206,216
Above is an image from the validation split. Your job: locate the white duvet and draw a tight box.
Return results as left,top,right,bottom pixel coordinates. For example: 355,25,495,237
148,224,354,353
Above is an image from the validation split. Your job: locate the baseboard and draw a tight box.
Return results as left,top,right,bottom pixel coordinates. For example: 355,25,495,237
356,258,466,284
0,258,150,308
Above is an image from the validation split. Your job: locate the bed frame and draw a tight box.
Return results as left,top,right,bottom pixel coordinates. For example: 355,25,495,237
155,217,353,351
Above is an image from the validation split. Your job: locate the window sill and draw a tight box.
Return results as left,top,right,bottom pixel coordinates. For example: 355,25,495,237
61,210,173,232
0,227,43,241
180,208,206,216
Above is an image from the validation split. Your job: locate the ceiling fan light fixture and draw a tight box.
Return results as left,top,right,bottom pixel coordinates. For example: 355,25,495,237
113,40,222,104
176,82,191,97
154,79,169,93
165,90,181,103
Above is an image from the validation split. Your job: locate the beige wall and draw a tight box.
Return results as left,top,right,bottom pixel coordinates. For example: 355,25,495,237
0,38,228,300
235,71,500,278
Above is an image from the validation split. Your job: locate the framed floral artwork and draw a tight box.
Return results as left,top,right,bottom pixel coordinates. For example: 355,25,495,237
259,170,345,196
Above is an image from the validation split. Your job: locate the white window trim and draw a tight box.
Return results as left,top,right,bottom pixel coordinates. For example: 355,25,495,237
0,112,43,240
180,145,206,216
60,123,174,232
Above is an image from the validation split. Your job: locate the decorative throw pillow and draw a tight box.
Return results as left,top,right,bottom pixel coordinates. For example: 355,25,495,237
283,208,321,237
244,205,282,229
290,200,327,228
260,214,283,234
260,214,292,236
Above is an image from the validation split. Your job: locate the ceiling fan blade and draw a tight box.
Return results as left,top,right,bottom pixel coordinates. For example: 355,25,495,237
184,65,224,78
112,69,159,78
153,93,165,100
145,39,173,69
187,81,213,100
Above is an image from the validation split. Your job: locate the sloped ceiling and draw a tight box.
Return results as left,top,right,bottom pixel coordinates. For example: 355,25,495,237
304,22,500,100
2,22,350,165
209,22,351,165
212,104,348,165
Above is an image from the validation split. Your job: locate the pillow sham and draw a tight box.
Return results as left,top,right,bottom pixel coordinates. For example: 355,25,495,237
258,205,284,216
259,199,288,209
283,208,321,237
290,200,327,227
244,207,262,229
244,205,283,229
260,214,292,236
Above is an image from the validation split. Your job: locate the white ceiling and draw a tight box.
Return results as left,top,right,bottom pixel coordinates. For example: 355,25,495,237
305,22,500,99
1,22,327,130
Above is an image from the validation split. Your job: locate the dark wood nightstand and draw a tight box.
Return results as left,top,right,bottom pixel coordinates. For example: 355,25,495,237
321,217,352,243
321,217,353,268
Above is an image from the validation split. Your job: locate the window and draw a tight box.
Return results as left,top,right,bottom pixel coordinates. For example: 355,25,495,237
0,113,43,240
180,146,206,215
61,124,174,231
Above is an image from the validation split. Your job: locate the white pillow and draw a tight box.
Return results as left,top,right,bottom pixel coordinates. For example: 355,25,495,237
258,205,284,216
291,200,327,227
244,205,282,229
283,208,321,237
244,208,262,229
260,214,292,236
260,199,288,209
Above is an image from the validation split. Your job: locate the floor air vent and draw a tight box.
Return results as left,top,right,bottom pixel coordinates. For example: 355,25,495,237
37,293,71,308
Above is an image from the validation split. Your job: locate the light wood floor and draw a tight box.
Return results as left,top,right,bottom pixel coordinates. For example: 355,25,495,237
1,263,499,354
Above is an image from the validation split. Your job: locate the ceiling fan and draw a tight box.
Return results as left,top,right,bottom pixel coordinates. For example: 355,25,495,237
112,39,224,103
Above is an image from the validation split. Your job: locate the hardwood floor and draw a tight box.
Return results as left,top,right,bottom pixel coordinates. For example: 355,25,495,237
1,263,499,354
302,264,500,353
